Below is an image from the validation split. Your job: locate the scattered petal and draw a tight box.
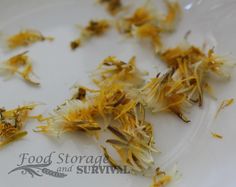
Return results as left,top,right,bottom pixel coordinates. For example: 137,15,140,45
215,98,234,118
7,29,53,50
70,20,110,50
98,0,123,15
0,51,40,85
211,132,223,140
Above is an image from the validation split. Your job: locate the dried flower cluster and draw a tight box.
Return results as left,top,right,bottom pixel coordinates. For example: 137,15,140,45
131,44,232,122
37,46,231,173
37,57,158,172
0,1,234,187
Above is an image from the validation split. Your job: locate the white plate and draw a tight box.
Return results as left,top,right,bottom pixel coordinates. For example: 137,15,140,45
0,0,236,186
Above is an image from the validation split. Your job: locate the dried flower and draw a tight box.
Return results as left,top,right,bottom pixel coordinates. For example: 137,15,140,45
106,122,158,172
36,100,100,136
160,44,232,106
150,174,172,187
94,56,146,88
0,104,41,147
134,24,162,53
93,83,137,119
117,6,154,35
37,48,233,174
157,1,181,32
0,51,40,85
116,1,181,53
98,0,123,15
70,20,110,50
103,101,158,172
139,70,191,122
6,29,53,50
38,59,158,172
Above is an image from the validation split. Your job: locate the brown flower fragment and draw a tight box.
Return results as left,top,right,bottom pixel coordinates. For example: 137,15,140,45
70,20,110,50
98,0,123,15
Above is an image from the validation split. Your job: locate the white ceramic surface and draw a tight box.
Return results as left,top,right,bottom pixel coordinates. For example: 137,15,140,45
0,0,236,186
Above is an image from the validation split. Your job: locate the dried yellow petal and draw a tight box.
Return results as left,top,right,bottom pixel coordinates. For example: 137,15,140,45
150,175,172,187
0,51,40,85
211,132,223,140
215,98,234,118
7,29,53,49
